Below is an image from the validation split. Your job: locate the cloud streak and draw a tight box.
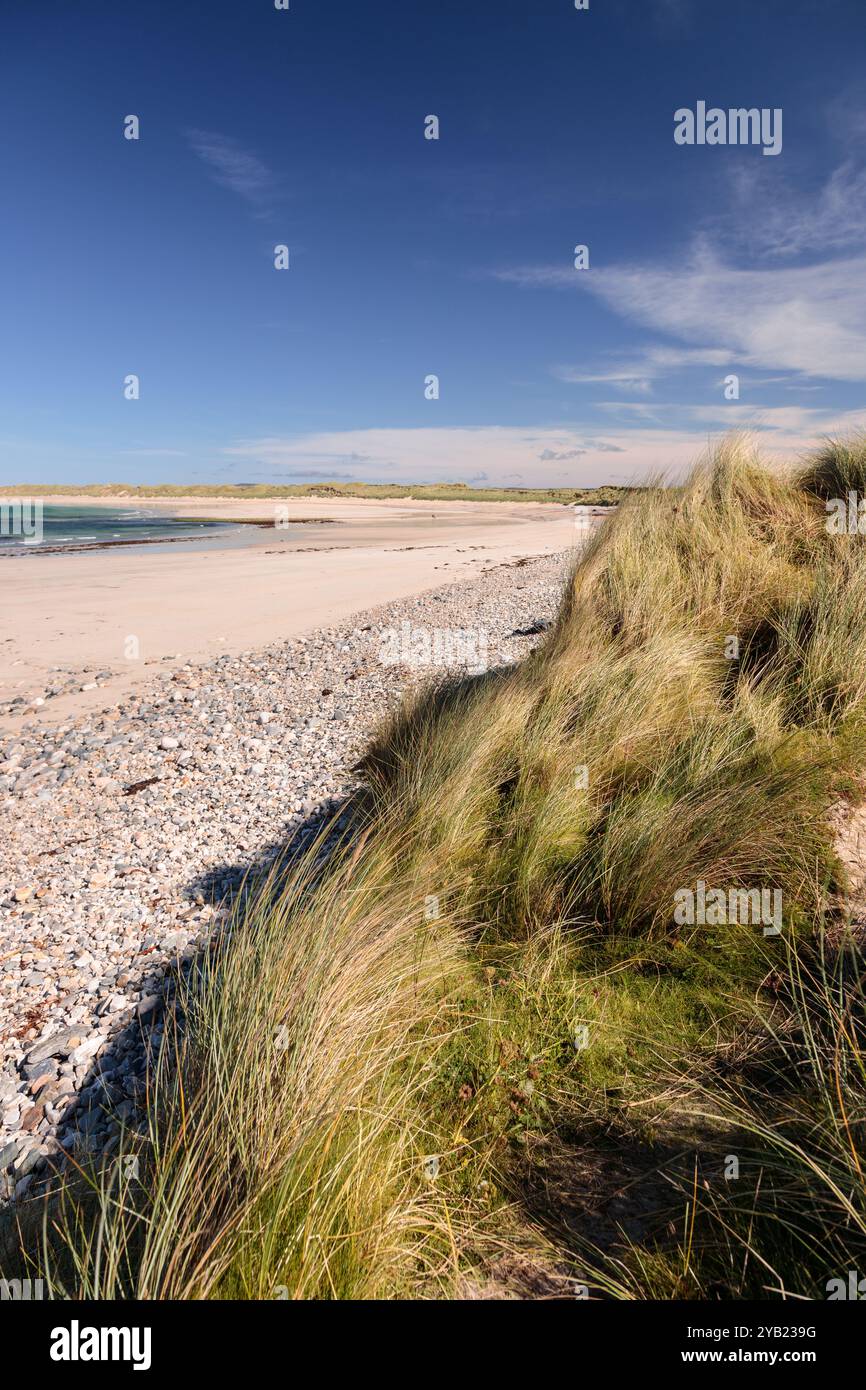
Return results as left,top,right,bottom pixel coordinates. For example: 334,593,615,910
223,427,656,486
497,247,866,384
553,346,734,395
495,149,866,389
220,413,866,489
724,160,866,259
186,129,279,213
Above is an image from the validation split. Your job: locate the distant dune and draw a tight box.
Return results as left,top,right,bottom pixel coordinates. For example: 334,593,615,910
2,480,634,506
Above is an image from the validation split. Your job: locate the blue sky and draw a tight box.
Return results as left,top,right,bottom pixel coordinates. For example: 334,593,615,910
1,0,865,487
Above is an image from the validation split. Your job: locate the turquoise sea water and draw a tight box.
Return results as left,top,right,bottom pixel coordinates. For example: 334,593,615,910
0,504,236,552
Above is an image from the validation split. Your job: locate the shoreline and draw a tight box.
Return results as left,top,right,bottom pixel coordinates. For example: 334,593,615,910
0,504,344,559
0,496,582,730
0,529,247,558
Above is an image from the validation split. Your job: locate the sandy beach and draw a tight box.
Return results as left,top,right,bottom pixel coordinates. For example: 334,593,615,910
0,548,570,1197
0,500,596,1201
0,495,577,729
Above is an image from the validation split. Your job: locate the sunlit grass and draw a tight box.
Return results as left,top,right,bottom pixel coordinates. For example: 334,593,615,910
5,433,866,1299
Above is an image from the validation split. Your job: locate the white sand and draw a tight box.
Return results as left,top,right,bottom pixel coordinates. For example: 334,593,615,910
1,495,578,727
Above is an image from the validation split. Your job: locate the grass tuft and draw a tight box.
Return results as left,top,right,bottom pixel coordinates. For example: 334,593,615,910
6,433,866,1299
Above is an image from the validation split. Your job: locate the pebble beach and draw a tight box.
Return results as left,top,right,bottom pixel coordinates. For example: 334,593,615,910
0,551,570,1200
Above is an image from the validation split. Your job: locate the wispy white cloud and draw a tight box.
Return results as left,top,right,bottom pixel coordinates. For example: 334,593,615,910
186,129,279,214
223,427,654,486
587,250,866,384
555,365,656,395
554,346,733,395
220,414,865,489
495,133,866,390
594,402,862,434
497,246,866,384
724,160,866,259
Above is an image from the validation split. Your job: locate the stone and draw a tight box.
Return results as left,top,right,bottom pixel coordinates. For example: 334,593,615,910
28,1073,57,1097
20,1105,44,1133
23,1029,82,1067
0,1139,23,1169
0,552,569,1202
69,1036,103,1066
20,1058,59,1083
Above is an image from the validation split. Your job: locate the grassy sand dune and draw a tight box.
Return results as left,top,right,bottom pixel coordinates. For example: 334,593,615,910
2,481,632,505
5,435,866,1299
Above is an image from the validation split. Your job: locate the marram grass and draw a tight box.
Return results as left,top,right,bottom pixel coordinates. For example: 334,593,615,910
5,434,866,1299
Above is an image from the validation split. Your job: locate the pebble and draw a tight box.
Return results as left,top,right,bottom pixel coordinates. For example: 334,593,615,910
0,552,571,1201
23,1029,82,1067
